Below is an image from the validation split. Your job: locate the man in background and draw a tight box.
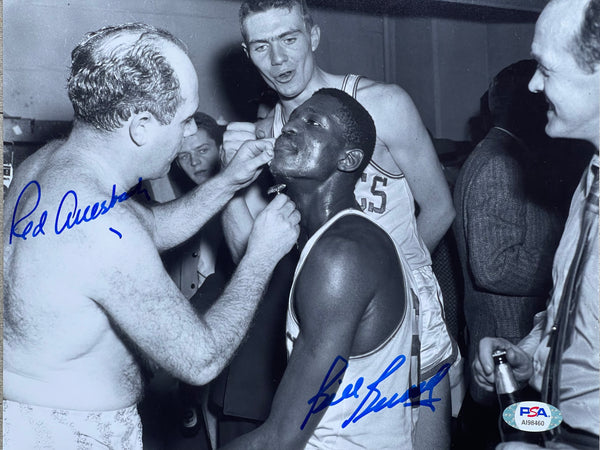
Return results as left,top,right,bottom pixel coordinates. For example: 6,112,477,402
454,59,589,449
473,0,599,448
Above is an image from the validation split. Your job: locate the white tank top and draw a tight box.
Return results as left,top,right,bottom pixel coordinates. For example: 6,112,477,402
271,74,431,269
286,209,419,449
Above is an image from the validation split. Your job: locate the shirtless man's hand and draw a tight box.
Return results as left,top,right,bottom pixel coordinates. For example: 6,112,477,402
220,138,275,188
151,138,274,251
246,193,300,263
221,122,261,165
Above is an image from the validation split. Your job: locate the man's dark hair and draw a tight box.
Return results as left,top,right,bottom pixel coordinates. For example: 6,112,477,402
314,88,376,173
239,0,314,42
193,111,226,147
68,23,188,132
571,0,600,73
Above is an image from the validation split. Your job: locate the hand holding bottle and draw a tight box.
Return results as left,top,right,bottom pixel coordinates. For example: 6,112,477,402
493,349,545,445
473,337,534,392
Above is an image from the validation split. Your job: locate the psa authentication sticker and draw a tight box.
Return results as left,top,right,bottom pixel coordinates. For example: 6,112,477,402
503,401,562,432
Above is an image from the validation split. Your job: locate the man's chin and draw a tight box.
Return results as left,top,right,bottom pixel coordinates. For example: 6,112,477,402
269,165,288,184
544,118,566,140
159,166,171,178
146,166,170,181
268,161,283,177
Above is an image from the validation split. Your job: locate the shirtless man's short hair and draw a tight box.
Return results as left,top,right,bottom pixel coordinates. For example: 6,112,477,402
68,23,187,131
3,23,299,449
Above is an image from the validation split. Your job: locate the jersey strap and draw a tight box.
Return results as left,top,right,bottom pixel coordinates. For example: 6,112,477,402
340,74,364,99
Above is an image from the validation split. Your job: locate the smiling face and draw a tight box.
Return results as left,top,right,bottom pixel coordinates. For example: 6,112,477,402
528,0,600,147
176,128,220,185
242,5,319,100
270,94,347,181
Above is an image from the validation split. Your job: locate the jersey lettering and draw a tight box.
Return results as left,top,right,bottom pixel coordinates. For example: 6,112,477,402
359,174,387,214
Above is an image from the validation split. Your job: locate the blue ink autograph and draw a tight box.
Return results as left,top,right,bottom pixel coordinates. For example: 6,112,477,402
10,178,150,244
301,354,450,430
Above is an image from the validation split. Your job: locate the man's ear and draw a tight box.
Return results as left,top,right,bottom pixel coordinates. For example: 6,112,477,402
241,42,249,58
310,24,320,52
129,112,154,147
338,149,364,172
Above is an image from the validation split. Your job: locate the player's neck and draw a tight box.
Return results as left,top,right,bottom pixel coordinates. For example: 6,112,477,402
299,197,358,250
289,181,357,246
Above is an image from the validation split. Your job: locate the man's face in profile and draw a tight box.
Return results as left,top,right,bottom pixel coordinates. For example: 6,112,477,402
528,0,600,144
271,94,347,181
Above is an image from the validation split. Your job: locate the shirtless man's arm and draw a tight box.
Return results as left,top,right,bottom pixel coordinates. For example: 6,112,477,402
359,81,456,252
222,223,405,450
87,192,299,385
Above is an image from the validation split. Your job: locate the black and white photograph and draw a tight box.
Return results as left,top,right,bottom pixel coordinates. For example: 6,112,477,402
3,0,599,448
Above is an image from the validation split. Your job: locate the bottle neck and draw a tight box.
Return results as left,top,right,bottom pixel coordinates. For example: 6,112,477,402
495,363,520,394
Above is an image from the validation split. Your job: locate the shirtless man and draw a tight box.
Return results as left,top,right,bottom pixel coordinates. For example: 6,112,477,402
3,23,299,449
223,88,421,450
222,1,457,446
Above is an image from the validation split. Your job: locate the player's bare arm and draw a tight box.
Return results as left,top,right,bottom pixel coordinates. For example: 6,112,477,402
358,81,455,252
